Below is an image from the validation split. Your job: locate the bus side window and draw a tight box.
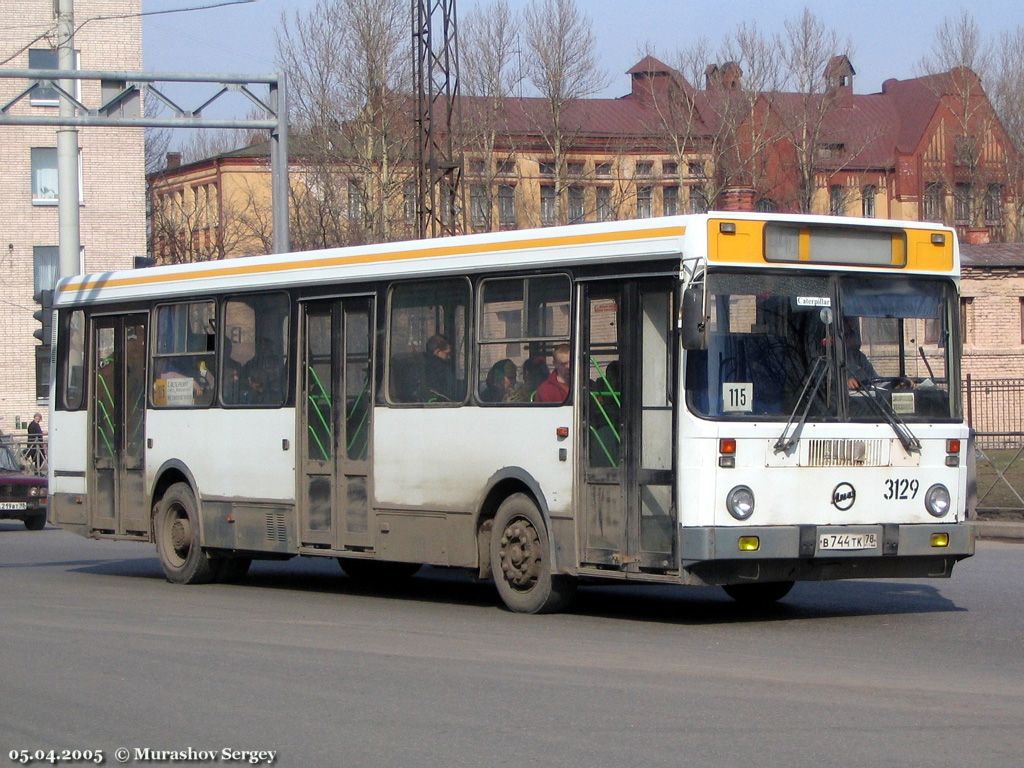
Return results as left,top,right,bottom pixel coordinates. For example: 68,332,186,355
387,279,469,405
477,274,569,405
222,293,290,407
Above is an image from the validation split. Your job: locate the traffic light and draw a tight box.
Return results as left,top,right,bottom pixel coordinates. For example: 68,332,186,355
32,290,53,346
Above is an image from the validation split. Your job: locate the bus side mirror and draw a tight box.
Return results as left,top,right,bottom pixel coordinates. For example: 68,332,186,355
681,286,707,351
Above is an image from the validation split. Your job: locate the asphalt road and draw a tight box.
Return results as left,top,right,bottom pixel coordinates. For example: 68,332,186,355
1,523,1022,768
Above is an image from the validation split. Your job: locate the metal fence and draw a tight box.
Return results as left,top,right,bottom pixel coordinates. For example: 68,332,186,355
965,376,1024,513
1,437,47,476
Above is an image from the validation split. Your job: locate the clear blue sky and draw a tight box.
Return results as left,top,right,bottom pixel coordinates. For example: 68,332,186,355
144,0,1023,95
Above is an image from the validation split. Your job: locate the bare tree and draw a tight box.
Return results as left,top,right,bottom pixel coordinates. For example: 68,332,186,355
918,11,1003,231
775,8,855,213
990,25,1024,240
460,0,524,231
522,0,608,225
277,0,414,248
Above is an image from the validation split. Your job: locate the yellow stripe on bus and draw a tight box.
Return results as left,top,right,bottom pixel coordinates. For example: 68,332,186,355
60,225,686,296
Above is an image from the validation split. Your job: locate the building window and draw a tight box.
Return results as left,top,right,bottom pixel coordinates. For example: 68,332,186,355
347,179,363,222
663,185,679,216
33,246,59,295
688,161,705,177
468,159,486,176
539,161,555,176
662,161,678,177
923,182,943,222
689,185,708,214
566,162,584,179
540,184,556,225
637,186,653,218
595,162,612,177
31,147,59,203
862,185,876,218
403,181,416,225
755,198,776,213
497,159,516,176
28,48,80,106
986,184,1002,223
635,161,653,177
568,185,585,223
954,183,971,223
596,187,613,222
829,184,844,216
498,184,516,228
961,297,974,346
470,184,488,228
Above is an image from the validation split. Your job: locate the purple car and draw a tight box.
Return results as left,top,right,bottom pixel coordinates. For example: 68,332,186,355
0,443,47,530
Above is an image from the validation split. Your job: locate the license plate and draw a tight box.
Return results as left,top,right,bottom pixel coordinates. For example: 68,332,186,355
0,502,27,511
818,532,878,551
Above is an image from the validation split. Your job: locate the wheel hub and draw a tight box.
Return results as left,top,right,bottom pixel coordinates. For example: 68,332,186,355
500,518,541,590
170,515,192,556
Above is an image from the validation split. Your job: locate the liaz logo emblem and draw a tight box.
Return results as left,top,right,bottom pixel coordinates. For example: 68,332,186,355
831,482,856,510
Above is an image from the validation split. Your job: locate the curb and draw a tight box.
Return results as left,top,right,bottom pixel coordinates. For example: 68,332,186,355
974,520,1024,541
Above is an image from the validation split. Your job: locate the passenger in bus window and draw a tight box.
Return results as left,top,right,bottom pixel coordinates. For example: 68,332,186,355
482,359,517,402
423,334,454,401
510,355,549,402
535,344,571,403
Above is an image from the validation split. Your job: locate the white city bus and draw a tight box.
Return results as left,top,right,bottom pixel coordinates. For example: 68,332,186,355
46,212,975,612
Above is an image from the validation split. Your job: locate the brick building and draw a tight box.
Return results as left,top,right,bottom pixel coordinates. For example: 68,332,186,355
0,1,146,433
149,54,1022,259
960,242,1024,379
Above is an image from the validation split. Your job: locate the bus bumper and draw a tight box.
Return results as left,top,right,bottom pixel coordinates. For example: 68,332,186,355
680,522,976,584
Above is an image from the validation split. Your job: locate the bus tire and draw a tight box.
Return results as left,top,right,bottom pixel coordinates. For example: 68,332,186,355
23,513,46,531
722,581,794,605
338,558,421,582
491,493,575,614
154,482,217,585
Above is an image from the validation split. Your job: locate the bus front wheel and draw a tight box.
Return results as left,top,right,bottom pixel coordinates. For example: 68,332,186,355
154,482,217,585
490,493,575,614
722,581,795,605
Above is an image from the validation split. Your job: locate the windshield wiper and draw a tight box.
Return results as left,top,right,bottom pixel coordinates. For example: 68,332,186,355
851,385,922,454
774,355,828,454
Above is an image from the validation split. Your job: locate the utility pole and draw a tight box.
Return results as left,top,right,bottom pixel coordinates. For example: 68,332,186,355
56,0,81,278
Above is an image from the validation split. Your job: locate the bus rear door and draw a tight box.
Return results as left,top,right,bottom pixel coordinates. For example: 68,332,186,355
579,279,676,572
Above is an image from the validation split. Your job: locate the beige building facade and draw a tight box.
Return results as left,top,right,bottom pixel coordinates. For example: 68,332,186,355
0,0,145,434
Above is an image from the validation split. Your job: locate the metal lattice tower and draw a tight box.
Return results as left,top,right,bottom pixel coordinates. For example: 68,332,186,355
413,0,462,238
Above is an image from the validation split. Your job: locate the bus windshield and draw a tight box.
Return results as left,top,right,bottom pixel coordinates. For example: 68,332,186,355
686,271,960,423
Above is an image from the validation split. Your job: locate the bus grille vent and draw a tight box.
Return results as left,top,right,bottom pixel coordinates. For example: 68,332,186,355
804,439,887,467
264,512,288,543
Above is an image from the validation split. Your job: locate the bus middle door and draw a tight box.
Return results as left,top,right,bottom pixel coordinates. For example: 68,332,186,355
579,280,676,573
89,314,148,537
299,297,374,551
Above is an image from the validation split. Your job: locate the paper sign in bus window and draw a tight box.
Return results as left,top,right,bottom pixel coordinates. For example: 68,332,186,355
723,382,753,412
163,377,195,406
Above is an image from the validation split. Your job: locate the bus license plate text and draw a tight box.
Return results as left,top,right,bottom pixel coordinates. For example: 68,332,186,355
818,532,878,551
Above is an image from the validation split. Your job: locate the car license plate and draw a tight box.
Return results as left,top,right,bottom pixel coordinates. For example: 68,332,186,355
818,532,878,551
0,502,27,511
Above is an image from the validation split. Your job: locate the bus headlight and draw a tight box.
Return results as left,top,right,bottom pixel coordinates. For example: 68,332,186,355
726,485,755,520
925,484,951,518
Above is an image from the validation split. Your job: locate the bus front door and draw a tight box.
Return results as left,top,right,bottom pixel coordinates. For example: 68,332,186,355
89,314,149,536
579,280,676,572
299,297,374,550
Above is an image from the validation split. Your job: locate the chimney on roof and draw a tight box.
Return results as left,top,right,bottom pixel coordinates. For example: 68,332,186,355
825,55,855,98
705,62,742,91
719,187,756,212
165,151,182,169
628,56,674,105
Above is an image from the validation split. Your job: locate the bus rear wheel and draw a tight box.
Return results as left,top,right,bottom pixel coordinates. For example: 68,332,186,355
154,482,217,585
491,493,575,614
722,581,794,605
